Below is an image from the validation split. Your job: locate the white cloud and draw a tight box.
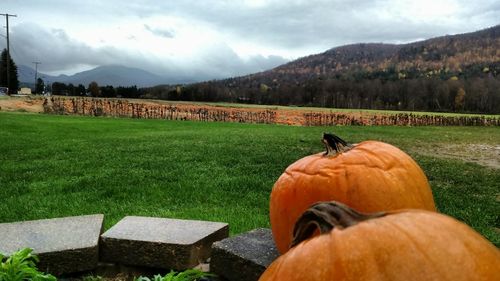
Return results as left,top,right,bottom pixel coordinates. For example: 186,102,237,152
8,22,287,82
2,0,498,80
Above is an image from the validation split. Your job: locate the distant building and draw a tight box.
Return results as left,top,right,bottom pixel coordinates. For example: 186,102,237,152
19,88,32,95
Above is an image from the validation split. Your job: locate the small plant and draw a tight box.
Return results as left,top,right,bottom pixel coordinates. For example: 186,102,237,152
134,269,214,281
0,248,56,281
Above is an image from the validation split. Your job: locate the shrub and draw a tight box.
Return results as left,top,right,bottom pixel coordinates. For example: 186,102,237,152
134,269,214,281
0,248,56,281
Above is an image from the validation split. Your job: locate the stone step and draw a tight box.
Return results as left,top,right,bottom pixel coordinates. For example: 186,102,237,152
210,228,279,281
0,214,104,276
100,216,228,270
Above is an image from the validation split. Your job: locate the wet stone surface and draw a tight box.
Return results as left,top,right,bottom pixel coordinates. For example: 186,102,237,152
0,214,104,276
210,228,279,281
100,216,229,270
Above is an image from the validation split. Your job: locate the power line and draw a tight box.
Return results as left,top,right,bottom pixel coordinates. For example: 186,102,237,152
7,38,22,63
1,13,17,94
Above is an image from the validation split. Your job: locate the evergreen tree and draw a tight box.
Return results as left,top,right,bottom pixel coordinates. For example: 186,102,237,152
35,78,45,94
0,49,19,94
51,82,67,95
77,84,86,96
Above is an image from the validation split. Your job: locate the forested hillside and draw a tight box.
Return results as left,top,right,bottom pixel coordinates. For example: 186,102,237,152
144,25,500,114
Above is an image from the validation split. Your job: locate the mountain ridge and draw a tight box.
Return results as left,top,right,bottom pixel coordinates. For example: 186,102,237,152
263,24,500,80
18,65,169,87
196,24,499,92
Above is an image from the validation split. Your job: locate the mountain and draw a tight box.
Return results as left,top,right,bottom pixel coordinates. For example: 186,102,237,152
18,65,167,87
170,24,500,114
229,24,500,85
18,65,58,87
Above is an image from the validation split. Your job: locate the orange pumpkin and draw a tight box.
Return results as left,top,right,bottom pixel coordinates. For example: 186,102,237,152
260,202,500,281
270,133,436,254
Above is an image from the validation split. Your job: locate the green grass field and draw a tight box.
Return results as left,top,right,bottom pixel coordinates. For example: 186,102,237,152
0,112,499,246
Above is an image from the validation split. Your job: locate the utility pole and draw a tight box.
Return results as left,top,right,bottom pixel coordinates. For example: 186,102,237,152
1,13,17,94
33,61,41,94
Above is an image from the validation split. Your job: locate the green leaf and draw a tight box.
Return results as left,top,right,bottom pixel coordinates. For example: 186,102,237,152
163,271,176,281
133,268,214,281
0,248,55,281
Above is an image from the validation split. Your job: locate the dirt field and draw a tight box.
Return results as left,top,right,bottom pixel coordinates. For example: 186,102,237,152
413,143,500,170
0,96,45,113
0,96,303,124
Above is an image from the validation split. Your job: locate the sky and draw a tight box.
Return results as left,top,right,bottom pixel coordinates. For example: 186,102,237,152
1,0,499,82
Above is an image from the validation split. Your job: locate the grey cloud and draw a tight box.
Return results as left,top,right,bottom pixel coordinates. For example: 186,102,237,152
219,1,493,46
8,22,287,82
247,55,289,73
3,0,498,81
144,24,175,38
191,43,288,79
129,0,500,50
458,0,500,18
10,23,95,71
10,23,144,72
5,1,499,50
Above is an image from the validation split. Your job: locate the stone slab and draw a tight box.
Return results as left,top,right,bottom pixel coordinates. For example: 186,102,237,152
100,216,229,270
210,228,279,281
0,214,104,276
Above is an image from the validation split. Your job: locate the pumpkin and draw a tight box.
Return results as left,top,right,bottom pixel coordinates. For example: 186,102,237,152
270,133,436,254
260,201,500,281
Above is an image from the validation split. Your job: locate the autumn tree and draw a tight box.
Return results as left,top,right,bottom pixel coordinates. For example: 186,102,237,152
454,88,466,111
88,81,100,97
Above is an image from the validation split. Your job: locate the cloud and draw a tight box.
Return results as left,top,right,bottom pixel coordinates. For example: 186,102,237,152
10,23,144,72
190,42,288,78
2,0,498,82
132,0,499,49
144,24,175,38
8,22,288,82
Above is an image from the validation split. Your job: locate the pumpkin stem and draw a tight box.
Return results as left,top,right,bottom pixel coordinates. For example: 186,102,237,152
323,133,352,156
290,201,386,249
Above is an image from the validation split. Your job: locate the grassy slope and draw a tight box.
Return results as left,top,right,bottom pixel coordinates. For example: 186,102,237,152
0,112,499,246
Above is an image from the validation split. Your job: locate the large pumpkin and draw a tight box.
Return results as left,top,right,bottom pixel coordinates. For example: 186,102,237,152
270,133,436,254
260,202,500,281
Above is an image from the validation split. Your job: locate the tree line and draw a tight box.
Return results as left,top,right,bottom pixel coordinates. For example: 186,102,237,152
48,72,498,114
141,73,500,114
49,81,141,99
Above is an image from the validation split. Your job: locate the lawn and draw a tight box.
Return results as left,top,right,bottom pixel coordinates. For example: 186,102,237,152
0,112,499,246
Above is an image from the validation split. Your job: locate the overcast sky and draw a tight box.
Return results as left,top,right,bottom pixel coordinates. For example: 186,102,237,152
2,0,499,81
